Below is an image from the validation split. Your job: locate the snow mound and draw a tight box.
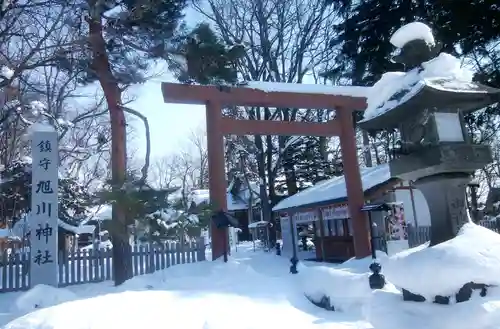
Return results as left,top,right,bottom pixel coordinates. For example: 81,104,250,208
364,52,475,120
366,288,500,329
299,253,389,311
300,266,370,311
340,251,388,273
382,223,500,298
14,285,78,313
390,22,435,48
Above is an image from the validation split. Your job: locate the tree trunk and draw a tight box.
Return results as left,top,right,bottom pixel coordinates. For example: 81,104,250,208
87,15,133,286
254,133,274,242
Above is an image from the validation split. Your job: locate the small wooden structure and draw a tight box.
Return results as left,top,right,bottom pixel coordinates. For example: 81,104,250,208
161,81,371,261
273,164,405,262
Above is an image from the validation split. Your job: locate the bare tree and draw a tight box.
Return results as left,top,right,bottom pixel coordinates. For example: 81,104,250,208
187,127,209,189
150,155,181,190
150,126,210,206
193,0,340,232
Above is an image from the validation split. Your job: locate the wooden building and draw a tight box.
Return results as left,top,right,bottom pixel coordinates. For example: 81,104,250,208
190,177,261,241
273,164,429,262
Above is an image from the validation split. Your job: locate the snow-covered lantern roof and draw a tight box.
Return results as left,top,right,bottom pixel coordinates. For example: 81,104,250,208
357,22,498,184
359,22,500,137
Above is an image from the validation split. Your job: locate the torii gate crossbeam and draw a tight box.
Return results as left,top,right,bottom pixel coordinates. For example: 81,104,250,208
161,82,371,261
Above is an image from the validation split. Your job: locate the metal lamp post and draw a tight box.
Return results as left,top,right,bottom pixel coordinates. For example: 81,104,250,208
361,203,391,289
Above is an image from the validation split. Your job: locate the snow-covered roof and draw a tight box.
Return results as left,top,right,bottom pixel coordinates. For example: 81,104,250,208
190,185,259,211
244,81,369,98
248,220,268,229
272,164,393,212
58,219,95,235
362,53,479,121
6,214,96,239
80,205,113,225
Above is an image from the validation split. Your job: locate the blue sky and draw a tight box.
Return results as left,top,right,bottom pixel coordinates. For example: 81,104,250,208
127,73,206,161
128,8,207,162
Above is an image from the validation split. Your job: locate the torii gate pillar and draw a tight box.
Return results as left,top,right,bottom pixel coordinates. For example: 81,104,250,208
205,100,229,261
162,82,372,262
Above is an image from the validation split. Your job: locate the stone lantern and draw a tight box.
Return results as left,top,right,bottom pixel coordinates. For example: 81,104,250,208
359,24,500,247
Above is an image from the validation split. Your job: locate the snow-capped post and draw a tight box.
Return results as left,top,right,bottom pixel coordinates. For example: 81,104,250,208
359,22,500,303
29,123,59,288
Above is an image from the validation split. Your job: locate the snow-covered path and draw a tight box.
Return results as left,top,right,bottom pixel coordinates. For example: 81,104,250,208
0,243,371,329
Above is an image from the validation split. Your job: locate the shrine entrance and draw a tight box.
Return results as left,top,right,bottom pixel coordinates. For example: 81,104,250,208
161,82,371,261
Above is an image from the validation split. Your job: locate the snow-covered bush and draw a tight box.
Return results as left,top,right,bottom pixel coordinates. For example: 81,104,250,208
138,208,201,244
96,171,210,244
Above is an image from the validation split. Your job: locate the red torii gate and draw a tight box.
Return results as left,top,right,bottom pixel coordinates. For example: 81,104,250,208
161,82,371,261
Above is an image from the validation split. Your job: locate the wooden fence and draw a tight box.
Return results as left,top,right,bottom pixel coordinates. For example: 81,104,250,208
407,221,500,248
0,238,206,293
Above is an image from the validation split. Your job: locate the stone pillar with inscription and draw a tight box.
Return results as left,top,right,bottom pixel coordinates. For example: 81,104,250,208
30,123,59,288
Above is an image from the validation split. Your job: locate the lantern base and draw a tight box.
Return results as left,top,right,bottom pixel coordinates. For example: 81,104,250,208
402,283,489,305
389,144,491,183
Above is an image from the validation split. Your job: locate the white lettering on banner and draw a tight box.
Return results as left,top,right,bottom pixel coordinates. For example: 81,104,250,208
293,211,318,224
30,129,59,287
322,205,349,220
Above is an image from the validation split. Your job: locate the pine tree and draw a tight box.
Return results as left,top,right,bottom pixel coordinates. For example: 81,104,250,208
276,136,343,195
0,158,92,230
168,23,246,85
327,0,500,90
96,171,211,246
51,0,240,285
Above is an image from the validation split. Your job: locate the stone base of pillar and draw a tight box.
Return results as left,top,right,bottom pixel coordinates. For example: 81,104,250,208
413,173,471,246
402,283,489,305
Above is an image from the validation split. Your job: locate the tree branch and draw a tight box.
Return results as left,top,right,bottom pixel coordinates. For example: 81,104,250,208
120,105,150,184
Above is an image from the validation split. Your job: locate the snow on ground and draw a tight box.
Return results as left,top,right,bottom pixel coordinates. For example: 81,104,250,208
367,286,500,329
299,251,389,312
367,222,500,329
13,285,78,314
299,223,500,329
1,243,370,329
4,223,500,329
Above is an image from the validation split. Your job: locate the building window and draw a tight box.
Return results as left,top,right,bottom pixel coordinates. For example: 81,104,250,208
336,219,345,236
